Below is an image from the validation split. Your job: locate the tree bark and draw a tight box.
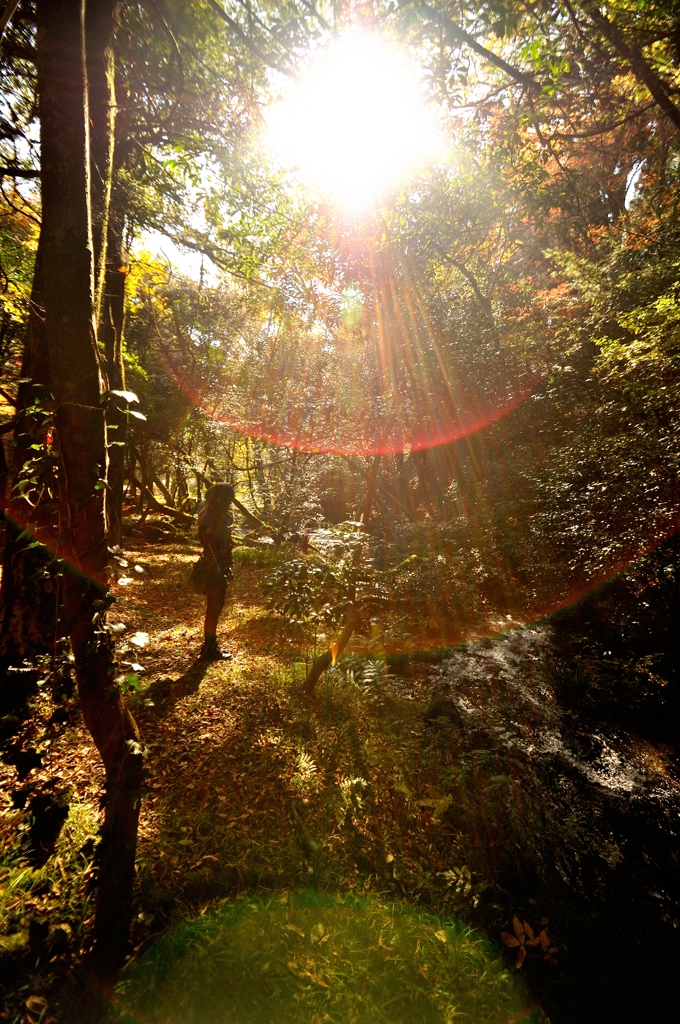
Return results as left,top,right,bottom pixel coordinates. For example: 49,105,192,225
37,0,142,975
303,603,359,694
87,1,129,550
102,196,128,546
128,473,193,524
86,0,118,320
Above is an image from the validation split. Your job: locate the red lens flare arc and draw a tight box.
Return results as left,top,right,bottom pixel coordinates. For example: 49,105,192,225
165,367,541,457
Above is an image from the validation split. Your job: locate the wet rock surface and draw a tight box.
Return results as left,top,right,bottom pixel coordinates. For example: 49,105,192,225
425,626,680,1023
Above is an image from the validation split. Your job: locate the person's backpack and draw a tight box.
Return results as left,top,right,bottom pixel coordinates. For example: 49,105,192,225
189,554,211,595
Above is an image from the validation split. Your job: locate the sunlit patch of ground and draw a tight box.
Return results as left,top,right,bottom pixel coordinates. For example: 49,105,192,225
110,892,535,1024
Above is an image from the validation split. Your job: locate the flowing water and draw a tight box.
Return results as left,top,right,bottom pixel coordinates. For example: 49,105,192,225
421,626,680,1022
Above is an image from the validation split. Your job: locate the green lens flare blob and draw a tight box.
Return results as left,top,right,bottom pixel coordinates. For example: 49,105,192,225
110,891,537,1024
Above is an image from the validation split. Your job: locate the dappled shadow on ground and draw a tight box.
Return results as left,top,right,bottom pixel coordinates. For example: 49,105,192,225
3,536,669,1024
228,611,305,654
138,659,213,715
124,617,680,1024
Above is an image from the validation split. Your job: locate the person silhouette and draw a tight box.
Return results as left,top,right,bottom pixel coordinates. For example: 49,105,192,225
197,483,234,661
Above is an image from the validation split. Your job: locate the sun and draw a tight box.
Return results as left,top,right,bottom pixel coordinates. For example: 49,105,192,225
265,30,444,212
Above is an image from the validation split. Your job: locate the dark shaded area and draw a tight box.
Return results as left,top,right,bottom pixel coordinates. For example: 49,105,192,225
134,658,212,717
3,742,42,780
552,534,680,747
425,542,680,1024
27,786,72,863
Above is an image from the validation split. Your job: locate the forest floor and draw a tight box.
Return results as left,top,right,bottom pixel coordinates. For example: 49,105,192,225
1,525,679,1023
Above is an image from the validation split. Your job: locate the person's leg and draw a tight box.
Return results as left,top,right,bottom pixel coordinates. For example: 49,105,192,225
201,585,230,659
204,588,225,637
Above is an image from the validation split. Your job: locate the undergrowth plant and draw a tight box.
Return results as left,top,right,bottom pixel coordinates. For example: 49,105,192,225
111,891,537,1024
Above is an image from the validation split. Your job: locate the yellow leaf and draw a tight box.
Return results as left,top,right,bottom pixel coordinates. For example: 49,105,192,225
26,996,49,1016
501,932,521,948
513,916,524,943
435,929,447,943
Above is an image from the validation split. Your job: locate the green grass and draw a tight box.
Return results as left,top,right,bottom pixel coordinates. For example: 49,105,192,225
0,797,99,938
111,891,535,1024
232,545,280,569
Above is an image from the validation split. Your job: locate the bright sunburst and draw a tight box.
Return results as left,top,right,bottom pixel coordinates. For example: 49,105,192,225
265,30,444,211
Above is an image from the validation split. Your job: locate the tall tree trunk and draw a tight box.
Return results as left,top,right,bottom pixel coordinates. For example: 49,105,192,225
37,0,142,975
102,243,128,545
86,0,118,320
102,203,128,546
0,0,122,706
87,1,129,546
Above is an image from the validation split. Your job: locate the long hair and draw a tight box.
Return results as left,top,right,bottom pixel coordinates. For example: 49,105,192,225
204,483,234,509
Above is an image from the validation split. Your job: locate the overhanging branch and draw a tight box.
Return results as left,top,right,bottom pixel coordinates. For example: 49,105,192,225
579,1,680,131
420,4,536,88
0,167,40,178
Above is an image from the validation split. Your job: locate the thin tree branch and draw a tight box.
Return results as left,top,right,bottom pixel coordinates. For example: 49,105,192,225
205,0,294,78
300,0,329,32
579,0,680,131
433,244,495,325
550,102,655,140
145,0,185,96
0,0,20,41
0,385,16,407
0,167,40,178
420,4,536,88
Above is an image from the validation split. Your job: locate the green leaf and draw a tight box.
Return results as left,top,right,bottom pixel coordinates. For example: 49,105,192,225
106,389,140,404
